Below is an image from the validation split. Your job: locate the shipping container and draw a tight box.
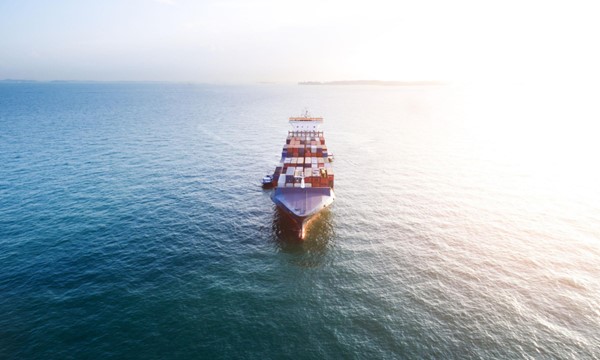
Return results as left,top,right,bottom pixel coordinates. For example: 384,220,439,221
277,174,286,187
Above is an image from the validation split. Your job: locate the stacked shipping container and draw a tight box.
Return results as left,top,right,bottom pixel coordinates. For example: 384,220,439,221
274,131,334,189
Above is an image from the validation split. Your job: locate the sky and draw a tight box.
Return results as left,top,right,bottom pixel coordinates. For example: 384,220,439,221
0,0,599,83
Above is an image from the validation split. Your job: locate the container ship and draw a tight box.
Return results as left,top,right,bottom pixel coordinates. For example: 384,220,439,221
264,112,335,239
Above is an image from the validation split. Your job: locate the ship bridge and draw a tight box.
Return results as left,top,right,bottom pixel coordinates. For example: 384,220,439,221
289,111,323,132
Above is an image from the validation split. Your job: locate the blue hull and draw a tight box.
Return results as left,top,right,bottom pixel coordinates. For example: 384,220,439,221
271,187,335,239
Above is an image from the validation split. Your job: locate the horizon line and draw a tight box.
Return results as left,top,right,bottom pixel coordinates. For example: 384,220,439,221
1,78,451,86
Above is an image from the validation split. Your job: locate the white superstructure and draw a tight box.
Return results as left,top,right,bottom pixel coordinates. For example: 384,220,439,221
288,110,323,132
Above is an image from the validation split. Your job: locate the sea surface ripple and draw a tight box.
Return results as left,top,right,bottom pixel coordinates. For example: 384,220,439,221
1,83,599,359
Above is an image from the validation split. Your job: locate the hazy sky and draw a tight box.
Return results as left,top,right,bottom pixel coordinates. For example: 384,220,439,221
0,0,598,83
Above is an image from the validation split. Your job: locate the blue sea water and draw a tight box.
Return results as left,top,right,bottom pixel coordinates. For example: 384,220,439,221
1,82,599,359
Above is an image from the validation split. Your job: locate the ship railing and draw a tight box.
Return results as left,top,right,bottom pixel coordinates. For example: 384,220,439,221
287,130,324,137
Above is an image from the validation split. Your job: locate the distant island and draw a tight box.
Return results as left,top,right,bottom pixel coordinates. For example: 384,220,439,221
0,79,180,84
0,79,42,83
298,80,445,86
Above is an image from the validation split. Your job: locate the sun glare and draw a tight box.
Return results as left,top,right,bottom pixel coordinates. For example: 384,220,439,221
462,82,600,203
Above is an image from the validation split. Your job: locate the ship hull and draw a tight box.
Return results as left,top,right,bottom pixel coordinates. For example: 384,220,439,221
271,187,335,239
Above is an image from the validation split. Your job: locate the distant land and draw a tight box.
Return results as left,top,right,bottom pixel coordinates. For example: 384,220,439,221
0,79,174,84
298,80,446,86
0,79,42,83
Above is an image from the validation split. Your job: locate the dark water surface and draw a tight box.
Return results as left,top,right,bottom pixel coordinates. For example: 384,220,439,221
1,83,599,359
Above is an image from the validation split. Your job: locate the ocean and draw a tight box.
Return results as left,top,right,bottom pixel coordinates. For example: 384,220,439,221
1,82,599,359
